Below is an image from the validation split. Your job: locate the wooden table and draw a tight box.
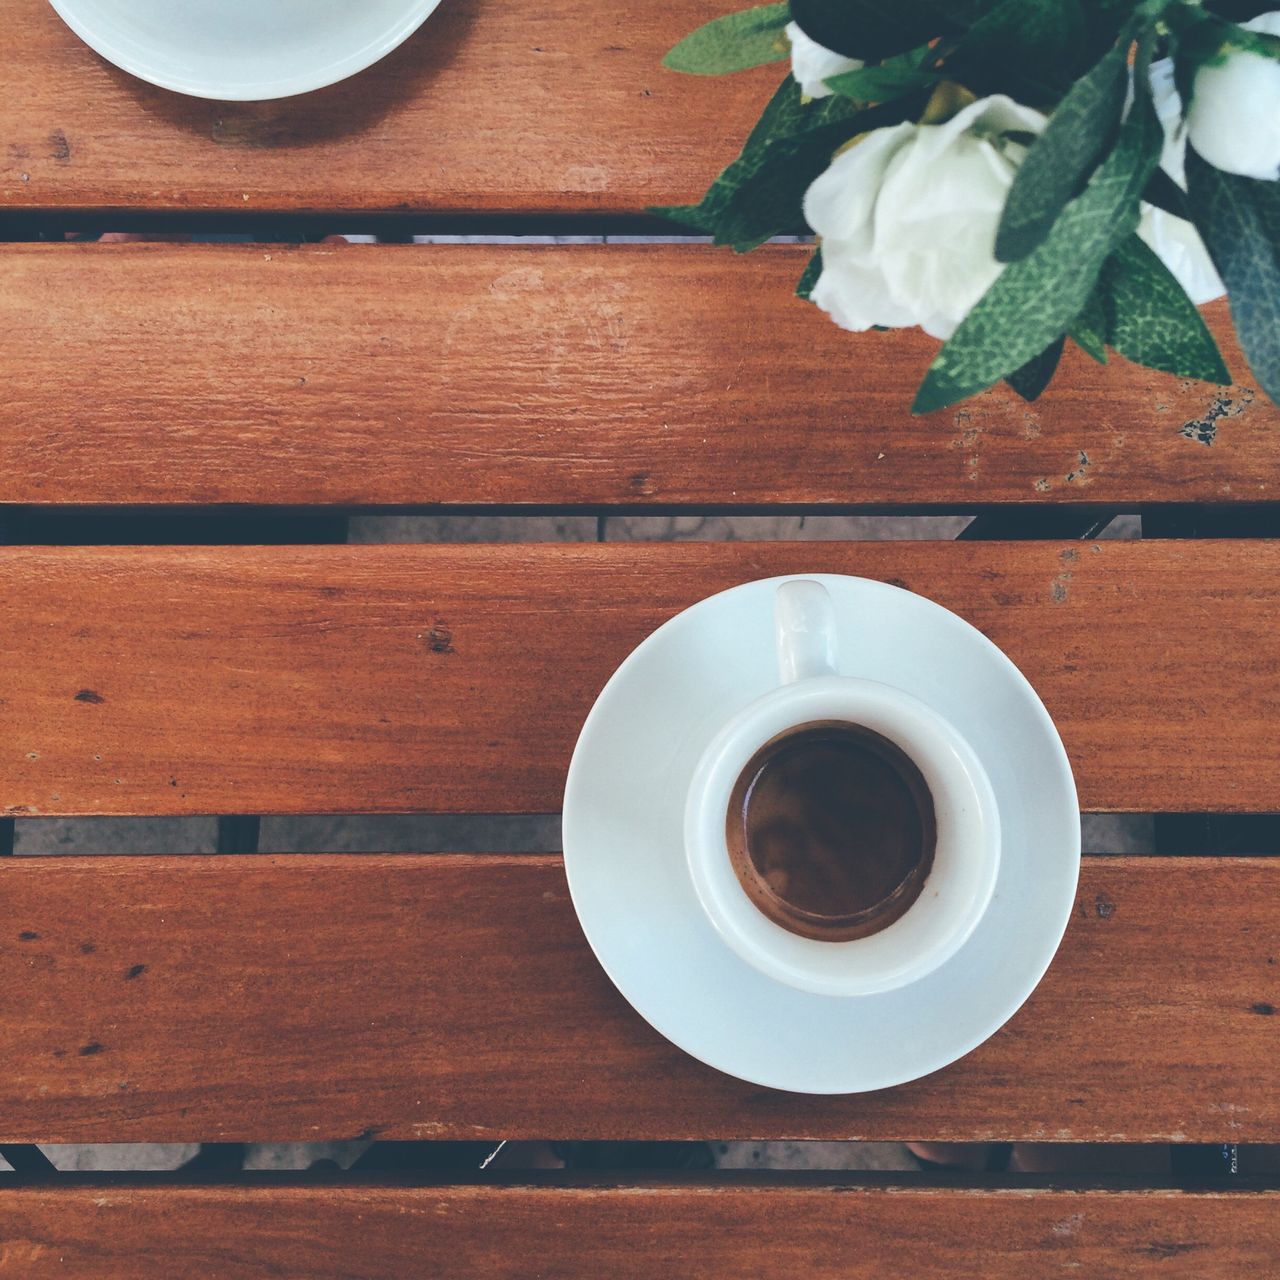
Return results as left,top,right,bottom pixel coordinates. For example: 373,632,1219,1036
2,1,1278,1274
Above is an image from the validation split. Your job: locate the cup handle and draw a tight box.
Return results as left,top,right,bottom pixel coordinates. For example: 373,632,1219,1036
775,579,838,684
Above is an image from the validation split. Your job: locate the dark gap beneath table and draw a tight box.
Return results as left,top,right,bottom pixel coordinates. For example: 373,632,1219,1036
8,814,565,855
0,504,1154,532
0,506,1163,544
0,212,698,243
6,1144,1280,1181
25,814,1273,856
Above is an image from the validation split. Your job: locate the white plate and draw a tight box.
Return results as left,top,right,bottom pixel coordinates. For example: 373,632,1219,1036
563,574,1080,1094
48,0,444,101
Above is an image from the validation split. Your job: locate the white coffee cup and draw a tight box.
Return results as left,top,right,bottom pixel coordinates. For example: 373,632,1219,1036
684,578,1000,997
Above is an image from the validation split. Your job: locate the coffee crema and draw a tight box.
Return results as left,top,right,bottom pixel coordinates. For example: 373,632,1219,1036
726,720,936,941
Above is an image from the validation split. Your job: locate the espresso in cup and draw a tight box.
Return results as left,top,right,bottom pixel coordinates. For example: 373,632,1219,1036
726,720,936,941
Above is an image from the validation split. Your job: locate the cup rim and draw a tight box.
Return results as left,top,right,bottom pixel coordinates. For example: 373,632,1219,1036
684,675,1001,997
728,720,936,938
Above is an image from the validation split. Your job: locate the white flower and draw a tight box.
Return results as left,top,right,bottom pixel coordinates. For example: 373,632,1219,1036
1186,11,1280,180
1139,206,1224,302
1138,58,1225,304
785,21,861,99
803,95,1046,340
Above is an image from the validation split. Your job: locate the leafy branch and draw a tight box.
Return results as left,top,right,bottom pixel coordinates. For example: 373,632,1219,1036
656,0,1278,412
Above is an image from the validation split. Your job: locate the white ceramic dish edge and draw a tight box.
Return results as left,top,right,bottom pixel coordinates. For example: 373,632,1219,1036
46,0,444,100
562,574,1081,1095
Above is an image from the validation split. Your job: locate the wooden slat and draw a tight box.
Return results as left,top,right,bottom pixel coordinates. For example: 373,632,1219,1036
1,0,770,216
1,243,1271,508
2,541,1278,816
3,1183,1278,1278
3,855,1278,1142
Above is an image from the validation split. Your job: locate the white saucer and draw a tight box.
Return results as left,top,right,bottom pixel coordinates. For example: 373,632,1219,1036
563,575,1080,1094
48,0,443,101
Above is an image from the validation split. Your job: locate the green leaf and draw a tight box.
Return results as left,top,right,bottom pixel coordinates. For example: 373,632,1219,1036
741,67,823,151
1142,167,1193,220
714,96,918,249
1206,0,1275,18
1165,8,1280,106
1100,234,1231,382
789,0,975,61
796,247,823,300
824,47,939,102
1075,0,1155,66
663,2,792,75
649,201,720,233
1069,288,1109,363
1186,148,1280,404
914,81,1163,414
1005,335,1066,401
1232,25,1280,59
654,82,922,250
995,39,1130,262
953,0,1087,100
650,76,822,233
711,90,862,246
1174,6,1280,76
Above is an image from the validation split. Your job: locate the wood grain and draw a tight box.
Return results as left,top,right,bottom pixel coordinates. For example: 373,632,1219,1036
3,1183,1278,1278
2,855,1278,1142
1,243,1270,508
2,541,1278,816
1,0,774,216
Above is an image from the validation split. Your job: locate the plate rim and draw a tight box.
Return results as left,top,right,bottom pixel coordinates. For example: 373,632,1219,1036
46,0,444,100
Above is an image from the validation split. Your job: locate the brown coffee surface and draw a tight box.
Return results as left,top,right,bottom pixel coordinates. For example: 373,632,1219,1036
726,721,936,941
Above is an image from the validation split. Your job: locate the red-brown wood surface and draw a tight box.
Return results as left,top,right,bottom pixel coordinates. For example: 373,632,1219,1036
1,243,1269,508
1,0,771,215
3,1183,1277,1278
2,855,1278,1143
2,541,1278,816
